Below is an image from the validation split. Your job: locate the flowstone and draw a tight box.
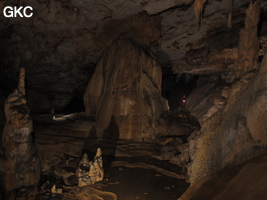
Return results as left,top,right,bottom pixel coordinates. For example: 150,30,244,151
83,38,169,141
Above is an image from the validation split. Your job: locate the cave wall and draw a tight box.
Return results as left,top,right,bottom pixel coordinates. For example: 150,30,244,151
186,51,267,183
183,0,267,183
186,75,228,125
84,38,169,141
27,89,50,113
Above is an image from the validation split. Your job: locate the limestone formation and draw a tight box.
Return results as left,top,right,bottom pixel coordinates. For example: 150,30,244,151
179,2,264,184
51,184,62,194
183,51,267,184
179,153,267,200
51,184,56,194
84,38,169,141
235,0,261,79
193,0,207,24
76,148,104,187
1,0,261,107
0,68,41,195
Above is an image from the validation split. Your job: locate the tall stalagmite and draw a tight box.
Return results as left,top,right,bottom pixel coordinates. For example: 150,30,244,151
235,0,261,78
84,38,169,141
1,68,41,195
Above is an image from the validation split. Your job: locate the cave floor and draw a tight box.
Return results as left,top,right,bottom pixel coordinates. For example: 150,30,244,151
31,112,189,200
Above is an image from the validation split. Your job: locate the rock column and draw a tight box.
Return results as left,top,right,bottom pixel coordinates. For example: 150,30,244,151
235,0,261,79
1,68,41,195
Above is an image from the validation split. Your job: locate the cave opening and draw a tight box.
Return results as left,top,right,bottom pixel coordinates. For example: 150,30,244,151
62,95,85,114
162,67,199,110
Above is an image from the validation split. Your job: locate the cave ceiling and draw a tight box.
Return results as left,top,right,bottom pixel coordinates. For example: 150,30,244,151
0,0,266,107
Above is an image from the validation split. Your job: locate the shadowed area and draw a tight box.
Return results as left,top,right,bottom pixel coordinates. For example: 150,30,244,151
179,153,267,200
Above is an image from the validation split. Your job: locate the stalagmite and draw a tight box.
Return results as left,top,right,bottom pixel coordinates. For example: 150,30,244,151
51,184,56,194
0,68,41,195
235,0,261,79
76,148,104,187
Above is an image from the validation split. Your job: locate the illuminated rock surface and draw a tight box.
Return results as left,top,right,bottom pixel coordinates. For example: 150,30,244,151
0,68,41,196
76,149,104,187
84,38,169,141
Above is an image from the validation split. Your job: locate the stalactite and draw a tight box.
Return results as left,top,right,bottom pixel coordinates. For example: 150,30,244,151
228,0,234,29
194,0,207,26
194,0,234,28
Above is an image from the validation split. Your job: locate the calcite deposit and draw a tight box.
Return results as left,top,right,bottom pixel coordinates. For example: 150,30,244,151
1,0,261,108
183,0,266,184
84,38,169,141
0,68,41,195
76,148,104,187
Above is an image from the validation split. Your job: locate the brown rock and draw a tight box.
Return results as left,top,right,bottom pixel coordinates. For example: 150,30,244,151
235,0,261,79
185,53,267,184
186,75,227,125
1,68,41,195
83,38,169,141
179,153,267,200
76,148,104,187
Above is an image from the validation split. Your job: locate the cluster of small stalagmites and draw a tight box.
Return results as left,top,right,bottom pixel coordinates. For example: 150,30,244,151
76,148,104,187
